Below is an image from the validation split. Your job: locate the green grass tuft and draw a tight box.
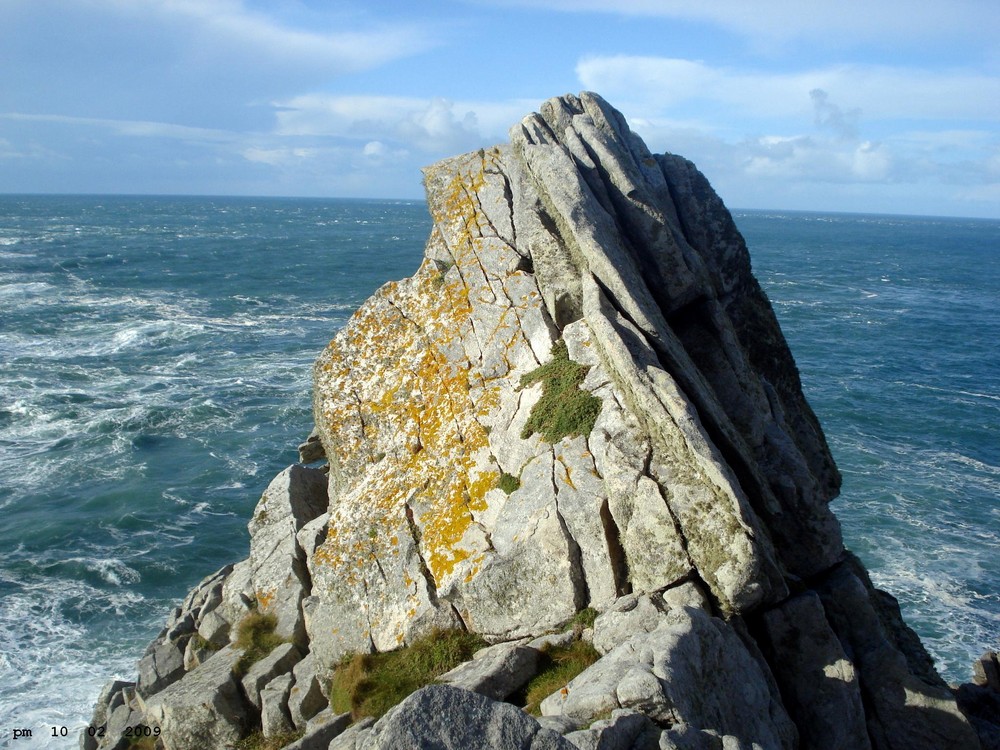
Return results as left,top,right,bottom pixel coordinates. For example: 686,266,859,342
190,633,221,653
233,612,287,677
497,472,521,494
522,639,600,715
329,628,487,721
235,730,304,750
567,607,598,630
519,340,601,443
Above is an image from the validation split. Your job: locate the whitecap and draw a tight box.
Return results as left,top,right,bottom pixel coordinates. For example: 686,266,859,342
65,557,142,586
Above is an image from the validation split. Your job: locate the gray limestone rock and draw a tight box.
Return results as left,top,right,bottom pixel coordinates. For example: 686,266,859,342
327,717,376,750
541,607,795,749
246,465,328,642
298,426,326,463
196,607,231,648
85,92,983,750
816,562,981,750
529,630,577,651
974,652,1000,690
260,672,295,738
440,640,539,700
136,639,185,697
563,709,661,750
359,685,576,750
283,707,351,750
591,593,671,656
102,699,146,750
140,646,249,750
759,591,871,750
288,651,329,730
240,641,303,711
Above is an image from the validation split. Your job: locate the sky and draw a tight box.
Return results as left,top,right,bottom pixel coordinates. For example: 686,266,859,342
1,0,998,217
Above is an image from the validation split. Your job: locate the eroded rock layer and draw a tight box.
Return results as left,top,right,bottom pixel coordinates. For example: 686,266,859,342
306,91,842,653
85,92,992,750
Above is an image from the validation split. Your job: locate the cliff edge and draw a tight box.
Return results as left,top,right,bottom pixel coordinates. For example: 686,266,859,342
85,93,997,750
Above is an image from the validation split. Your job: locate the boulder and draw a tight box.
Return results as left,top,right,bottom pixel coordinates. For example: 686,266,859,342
758,591,871,750
591,593,671,655
284,707,351,750
246,465,328,642
287,651,329,729
140,646,249,750
440,640,539,700
974,652,1000,691
359,685,576,750
136,639,185,698
816,561,981,750
327,717,375,750
260,673,295,738
240,641,303,711
563,709,661,750
541,607,796,749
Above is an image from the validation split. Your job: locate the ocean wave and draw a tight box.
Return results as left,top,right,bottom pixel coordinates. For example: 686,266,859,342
0,280,55,297
0,568,154,747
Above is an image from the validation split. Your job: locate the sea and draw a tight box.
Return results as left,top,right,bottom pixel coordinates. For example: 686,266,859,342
0,195,997,747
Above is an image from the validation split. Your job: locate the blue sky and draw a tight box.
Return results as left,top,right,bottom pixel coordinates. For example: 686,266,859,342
1,0,998,217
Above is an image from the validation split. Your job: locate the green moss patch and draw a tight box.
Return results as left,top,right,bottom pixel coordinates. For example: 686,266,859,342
497,472,521,494
233,612,288,677
522,639,601,715
329,628,487,721
519,340,601,443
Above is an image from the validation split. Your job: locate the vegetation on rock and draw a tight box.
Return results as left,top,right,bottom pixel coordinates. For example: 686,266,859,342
329,628,487,721
497,471,521,494
566,606,598,631
233,612,287,677
519,340,601,443
235,730,304,750
522,639,601,715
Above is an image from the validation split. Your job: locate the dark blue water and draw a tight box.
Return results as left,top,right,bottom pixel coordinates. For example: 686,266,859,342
739,211,999,677
0,198,996,746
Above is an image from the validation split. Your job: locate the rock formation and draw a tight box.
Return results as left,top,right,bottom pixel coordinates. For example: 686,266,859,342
84,92,996,750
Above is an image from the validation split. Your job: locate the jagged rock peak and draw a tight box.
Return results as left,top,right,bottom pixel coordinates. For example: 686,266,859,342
84,92,990,750
308,90,844,660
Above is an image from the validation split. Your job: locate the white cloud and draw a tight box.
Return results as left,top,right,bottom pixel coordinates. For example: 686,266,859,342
363,141,389,158
470,0,997,45
0,113,239,143
571,55,1000,215
89,0,435,73
271,94,536,155
576,56,1000,124
0,0,439,131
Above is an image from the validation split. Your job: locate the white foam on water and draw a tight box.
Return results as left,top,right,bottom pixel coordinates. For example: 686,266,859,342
0,280,54,297
0,568,152,749
65,557,142,586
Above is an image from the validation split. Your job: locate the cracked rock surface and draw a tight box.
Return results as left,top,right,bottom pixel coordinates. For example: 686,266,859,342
84,92,990,750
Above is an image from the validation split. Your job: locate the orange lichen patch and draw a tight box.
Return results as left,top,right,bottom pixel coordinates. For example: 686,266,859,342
556,455,577,491
311,151,551,631
256,588,276,611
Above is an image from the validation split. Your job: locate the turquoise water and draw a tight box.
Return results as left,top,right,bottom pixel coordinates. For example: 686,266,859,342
0,197,997,746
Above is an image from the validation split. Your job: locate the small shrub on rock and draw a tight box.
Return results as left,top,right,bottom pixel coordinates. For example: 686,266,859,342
330,628,486,720
497,472,521,494
522,639,600,715
233,612,287,677
235,730,304,750
519,339,601,443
